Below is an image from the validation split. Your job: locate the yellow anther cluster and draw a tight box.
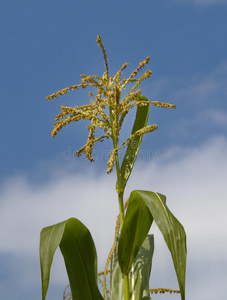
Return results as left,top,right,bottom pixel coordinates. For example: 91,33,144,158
46,35,176,172
150,288,180,294
119,125,158,151
107,149,116,174
151,101,177,109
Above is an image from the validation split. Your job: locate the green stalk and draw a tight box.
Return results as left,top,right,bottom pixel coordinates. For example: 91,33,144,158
109,91,130,300
108,101,125,227
115,153,129,300
124,274,130,300
118,191,124,229
115,152,124,228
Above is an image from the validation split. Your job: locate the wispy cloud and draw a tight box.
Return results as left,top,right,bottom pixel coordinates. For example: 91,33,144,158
173,0,227,5
180,64,227,101
1,135,227,299
147,60,227,146
195,0,227,4
205,110,227,126
150,60,227,102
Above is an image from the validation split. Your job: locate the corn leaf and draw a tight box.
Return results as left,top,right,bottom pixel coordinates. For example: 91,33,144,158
40,218,103,300
111,235,154,300
132,190,187,300
119,95,150,192
118,191,154,275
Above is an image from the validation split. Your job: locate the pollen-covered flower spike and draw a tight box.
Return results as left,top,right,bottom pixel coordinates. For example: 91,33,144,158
46,35,176,172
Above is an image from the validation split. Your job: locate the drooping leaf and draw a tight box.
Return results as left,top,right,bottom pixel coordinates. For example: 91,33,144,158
132,190,187,300
40,218,103,300
111,235,154,300
118,95,150,192
118,191,154,275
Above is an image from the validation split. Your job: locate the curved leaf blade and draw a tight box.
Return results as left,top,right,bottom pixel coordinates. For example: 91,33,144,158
111,235,154,300
40,218,103,300
118,191,153,275
40,220,67,300
119,95,150,191
134,190,187,300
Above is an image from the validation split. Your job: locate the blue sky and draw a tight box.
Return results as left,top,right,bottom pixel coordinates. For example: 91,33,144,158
0,0,227,299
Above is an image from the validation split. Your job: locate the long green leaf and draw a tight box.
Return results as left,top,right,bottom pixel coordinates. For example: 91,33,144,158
40,218,103,300
118,191,154,275
132,190,187,300
119,95,150,192
111,235,154,300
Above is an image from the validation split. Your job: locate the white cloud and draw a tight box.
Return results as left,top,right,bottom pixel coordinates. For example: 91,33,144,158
173,0,227,5
195,0,227,4
0,135,227,299
146,61,227,146
205,110,227,126
0,169,118,259
126,135,227,263
149,60,227,102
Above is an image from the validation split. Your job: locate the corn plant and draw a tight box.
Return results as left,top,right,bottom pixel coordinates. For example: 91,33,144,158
40,36,187,300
